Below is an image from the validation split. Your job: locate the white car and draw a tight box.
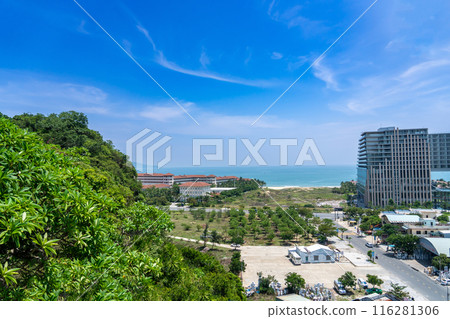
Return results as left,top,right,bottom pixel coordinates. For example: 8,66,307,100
357,278,368,289
440,279,450,286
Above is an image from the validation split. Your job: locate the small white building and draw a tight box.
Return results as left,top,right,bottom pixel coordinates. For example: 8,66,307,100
288,244,342,265
179,182,211,197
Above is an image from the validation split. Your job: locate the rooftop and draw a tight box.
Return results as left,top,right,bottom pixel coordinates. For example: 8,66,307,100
419,237,450,256
383,214,421,224
296,244,332,253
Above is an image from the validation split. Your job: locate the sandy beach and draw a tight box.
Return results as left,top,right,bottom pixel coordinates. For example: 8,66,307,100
265,186,338,190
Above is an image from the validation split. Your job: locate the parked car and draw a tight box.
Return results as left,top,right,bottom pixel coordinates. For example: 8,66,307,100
357,278,368,289
365,242,373,248
440,279,450,286
334,280,347,295
365,288,382,295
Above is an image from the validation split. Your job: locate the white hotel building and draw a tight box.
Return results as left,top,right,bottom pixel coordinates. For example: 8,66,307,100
179,182,211,197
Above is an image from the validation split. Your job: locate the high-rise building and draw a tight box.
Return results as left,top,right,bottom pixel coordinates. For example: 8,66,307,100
429,133,450,171
357,127,433,207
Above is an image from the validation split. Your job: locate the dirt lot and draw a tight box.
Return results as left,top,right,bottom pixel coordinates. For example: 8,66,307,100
240,244,427,300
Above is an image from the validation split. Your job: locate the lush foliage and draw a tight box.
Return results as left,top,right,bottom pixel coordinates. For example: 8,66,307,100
284,272,305,293
386,234,419,256
229,251,246,276
366,274,383,288
0,118,245,300
338,271,356,290
141,185,180,206
432,253,450,270
7,111,142,203
257,272,276,295
387,283,410,300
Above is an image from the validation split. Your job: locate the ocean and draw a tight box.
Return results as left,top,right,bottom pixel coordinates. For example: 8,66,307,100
149,165,450,187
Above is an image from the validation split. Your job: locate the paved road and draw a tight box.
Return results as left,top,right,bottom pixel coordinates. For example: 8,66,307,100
314,213,449,301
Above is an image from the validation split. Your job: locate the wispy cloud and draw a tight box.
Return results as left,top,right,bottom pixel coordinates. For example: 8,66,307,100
136,24,156,51
267,2,328,36
0,76,109,114
271,52,283,60
76,20,89,35
332,54,450,115
199,48,210,68
139,102,194,122
400,59,450,79
136,25,278,87
312,59,339,90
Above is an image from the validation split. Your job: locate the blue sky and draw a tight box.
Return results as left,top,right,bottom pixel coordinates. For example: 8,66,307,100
1,0,450,167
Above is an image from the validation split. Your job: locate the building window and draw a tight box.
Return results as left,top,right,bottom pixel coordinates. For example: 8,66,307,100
326,255,331,261
416,231,421,234
314,255,319,261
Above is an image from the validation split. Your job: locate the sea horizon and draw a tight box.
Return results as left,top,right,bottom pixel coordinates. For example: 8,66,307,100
144,165,450,187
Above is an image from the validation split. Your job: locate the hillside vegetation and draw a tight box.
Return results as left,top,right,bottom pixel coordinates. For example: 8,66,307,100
5,111,142,204
0,116,245,300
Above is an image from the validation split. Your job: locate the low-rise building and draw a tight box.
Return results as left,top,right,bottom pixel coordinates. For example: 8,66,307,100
210,187,236,194
410,209,441,219
216,176,239,185
179,182,211,197
137,173,174,186
288,244,342,265
419,237,450,259
381,214,421,225
174,175,216,184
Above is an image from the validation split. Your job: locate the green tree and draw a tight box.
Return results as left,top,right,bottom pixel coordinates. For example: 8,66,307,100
338,227,347,239
229,251,246,275
386,234,419,256
285,272,306,293
437,215,449,224
432,254,450,270
211,230,222,248
0,117,246,301
257,272,276,295
367,250,374,261
338,271,357,290
201,224,210,247
387,283,410,300
366,274,384,288
266,230,275,243
318,219,337,242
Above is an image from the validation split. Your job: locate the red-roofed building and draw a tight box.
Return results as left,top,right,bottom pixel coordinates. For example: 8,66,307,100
179,182,211,197
216,176,239,185
174,174,216,184
137,173,174,186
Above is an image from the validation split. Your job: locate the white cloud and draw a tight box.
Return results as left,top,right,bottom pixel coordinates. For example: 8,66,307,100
136,24,156,51
271,52,283,60
199,49,210,68
400,59,450,79
77,20,89,35
136,25,278,87
155,51,277,87
332,56,450,115
139,103,193,122
312,59,339,90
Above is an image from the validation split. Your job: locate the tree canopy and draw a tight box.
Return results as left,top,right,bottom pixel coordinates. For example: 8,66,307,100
0,117,245,300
